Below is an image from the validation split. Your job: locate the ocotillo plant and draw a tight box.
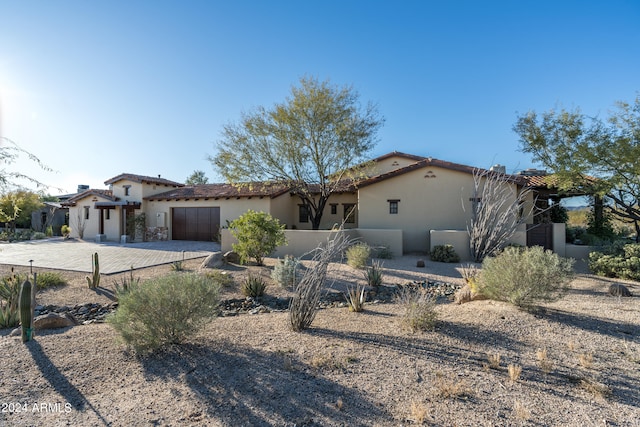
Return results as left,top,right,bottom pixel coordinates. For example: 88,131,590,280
19,279,33,343
86,252,100,288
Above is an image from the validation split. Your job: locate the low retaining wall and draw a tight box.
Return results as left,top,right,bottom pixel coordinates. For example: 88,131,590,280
221,228,403,259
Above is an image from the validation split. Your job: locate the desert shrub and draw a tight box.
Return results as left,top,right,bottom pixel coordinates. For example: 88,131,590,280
271,255,299,288
35,272,67,290
241,273,267,297
289,230,354,332
107,273,221,354
430,244,460,263
31,231,47,240
229,210,286,266
363,260,384,288
478,246,574,308
396,287,438,332
0,270,22,328
45,225,54,237
346,243,370,269
113,267,140,298
61,224,71,238
345,283,366,312
373,245,394,259
589,244,640,281
204,270,234,288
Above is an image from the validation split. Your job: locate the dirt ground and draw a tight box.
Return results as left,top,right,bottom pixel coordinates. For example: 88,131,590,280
0,256,639,426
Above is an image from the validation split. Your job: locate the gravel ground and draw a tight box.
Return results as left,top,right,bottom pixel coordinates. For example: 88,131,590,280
0,256,639,426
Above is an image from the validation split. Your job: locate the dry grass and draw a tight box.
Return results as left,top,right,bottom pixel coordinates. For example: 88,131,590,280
508,364,522,382
513,400,531,422
409,400,429,424
433,374,474,399
536,348,553,374
579,378,612,399
578,352,594,369
486,352,501,370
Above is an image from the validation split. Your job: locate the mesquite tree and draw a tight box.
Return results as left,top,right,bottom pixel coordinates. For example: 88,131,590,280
467,169,533,262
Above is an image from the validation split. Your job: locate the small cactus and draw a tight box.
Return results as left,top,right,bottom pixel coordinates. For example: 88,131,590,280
86,252,100,288
19,280,33,343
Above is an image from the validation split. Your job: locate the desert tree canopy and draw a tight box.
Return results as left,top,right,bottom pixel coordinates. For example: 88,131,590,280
210,76,384,229
513,95,640,240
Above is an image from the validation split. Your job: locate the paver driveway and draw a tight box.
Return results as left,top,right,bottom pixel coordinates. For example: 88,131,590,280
0,238,218,274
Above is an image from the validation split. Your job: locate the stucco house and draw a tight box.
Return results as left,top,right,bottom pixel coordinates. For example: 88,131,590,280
63,152,558,259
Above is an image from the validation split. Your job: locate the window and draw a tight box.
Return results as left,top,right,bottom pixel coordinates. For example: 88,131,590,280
330,204,337,215
41,212,47,227
343,204,356,224
388,199,400,214
123,185,131,196
299,205,309,223
105,209,110,220
83,206,90,220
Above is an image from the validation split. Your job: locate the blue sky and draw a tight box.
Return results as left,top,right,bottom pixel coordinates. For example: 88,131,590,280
0,0,638,195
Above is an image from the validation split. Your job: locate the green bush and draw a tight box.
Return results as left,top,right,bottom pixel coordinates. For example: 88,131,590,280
241,273,267,297
346,243,371,269
589,243,640,281
478,246,574,308
373,245,394,259
271,255,299,288
35,272,67,290
229,210,286,266
430,244,461,263
45,225,54,237
107,273,221,354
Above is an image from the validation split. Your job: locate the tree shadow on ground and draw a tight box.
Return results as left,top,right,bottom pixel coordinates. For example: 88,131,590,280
25,338,109,425
140,341,390,426
539,307,640,340
310,321,527,369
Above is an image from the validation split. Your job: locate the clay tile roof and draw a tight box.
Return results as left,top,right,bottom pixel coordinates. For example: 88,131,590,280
104,173,184,187
144,182,291,200
356,157,529,188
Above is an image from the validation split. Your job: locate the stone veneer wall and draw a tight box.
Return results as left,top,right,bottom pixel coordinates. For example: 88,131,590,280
146,227,169,241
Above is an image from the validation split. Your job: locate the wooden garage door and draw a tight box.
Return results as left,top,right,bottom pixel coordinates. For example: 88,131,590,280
172,207,220,241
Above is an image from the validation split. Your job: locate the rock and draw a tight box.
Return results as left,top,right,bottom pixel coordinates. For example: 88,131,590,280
9,328,20,337
201,252,225,269
609,283,632,297
34,313,77,330
223,251,241,264
416,259,425,268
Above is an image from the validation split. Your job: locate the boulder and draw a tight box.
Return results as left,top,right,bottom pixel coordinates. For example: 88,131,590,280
224,251,241,264
609,283,632,297
34,313,77,330
416,259,425,268
201,252,225,269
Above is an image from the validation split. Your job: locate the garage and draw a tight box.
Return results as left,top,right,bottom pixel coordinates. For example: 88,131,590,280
172,207,220,241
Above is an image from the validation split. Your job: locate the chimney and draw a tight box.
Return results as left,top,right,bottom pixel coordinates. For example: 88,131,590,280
77,184,89,193
490,164,506,174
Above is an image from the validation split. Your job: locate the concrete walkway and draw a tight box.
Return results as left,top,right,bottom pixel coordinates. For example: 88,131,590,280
0,238,218,274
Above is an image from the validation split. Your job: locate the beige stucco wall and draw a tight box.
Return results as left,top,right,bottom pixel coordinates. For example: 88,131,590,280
289,192,359,230
221,228,403,259
430,224,527,262
358,166,528,254
68,195,124,240
358,166,475,253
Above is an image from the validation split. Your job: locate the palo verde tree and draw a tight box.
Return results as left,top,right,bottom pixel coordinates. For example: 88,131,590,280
514,95,640,241
210,76,384,229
